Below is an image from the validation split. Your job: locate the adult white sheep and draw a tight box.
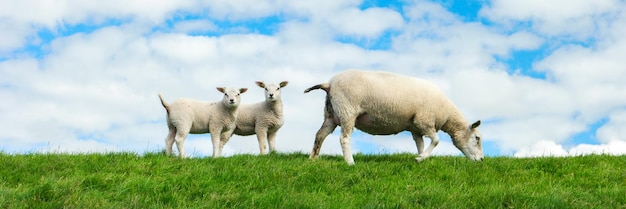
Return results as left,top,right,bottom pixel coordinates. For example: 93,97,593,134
159,87,248,158
233,81,288,154
304,70,483,165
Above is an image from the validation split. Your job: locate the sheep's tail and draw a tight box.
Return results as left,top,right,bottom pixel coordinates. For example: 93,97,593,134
304,83,330,93
158,93,170,114
304,83,335,120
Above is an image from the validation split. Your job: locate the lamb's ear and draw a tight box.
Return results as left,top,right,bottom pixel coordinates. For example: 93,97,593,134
280,81,289,88
471,120,481,129
239,88,248,94
255,81,265,88
217,87,225,93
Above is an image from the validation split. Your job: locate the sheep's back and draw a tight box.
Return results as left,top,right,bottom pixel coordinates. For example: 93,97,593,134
169,98,229,133
328,70,456,134
234,103,264,135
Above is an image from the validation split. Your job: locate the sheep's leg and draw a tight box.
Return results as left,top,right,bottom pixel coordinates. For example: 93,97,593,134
411,132,425,154
218,130,233,156
174,131,188,158
416,131,439,162
339,120,356,165
255,128,269,155
165,127,176,156
267,131,277,153
210,129,222,158
310,118,337,159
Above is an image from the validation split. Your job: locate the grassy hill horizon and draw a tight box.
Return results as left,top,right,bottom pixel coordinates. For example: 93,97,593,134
1,152,624,208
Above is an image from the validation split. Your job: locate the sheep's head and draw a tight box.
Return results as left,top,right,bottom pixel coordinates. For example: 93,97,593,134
217,87,248,108
256,81,288,102
456,120,484,161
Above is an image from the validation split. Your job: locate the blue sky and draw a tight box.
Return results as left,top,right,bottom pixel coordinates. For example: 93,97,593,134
1,0,625,158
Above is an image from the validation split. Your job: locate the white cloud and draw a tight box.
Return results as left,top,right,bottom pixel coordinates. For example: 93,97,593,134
515,140,626,157
568,140,626,156
200,0,282,20
391,2,545,75
326,7,404,38
172,19,217,34
513,103,626,157
0,0,199,53
514,140,569,157
0,0,66,28
596,109,626,143
480,0,623,39
534,43,626,123
283,0,361,19
0,19,34,53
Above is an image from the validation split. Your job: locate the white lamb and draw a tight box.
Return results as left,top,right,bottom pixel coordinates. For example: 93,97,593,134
304,70,483,165
233,81,288,154
158,87,248,158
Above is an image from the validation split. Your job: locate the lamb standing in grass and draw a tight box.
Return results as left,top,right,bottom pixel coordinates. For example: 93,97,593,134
159,87,248,158
233,81,288,154
304,70,483,165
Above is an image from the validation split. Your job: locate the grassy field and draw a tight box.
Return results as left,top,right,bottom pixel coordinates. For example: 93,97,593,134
1,152,625,208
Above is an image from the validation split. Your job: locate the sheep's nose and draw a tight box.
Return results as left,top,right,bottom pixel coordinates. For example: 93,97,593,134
480,157,484,161
269,93,274,97
229,99,234,102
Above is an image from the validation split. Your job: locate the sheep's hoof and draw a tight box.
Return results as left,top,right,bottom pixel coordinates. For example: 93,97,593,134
415,155,428,162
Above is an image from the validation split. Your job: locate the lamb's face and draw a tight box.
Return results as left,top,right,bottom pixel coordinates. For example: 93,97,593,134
217,87,248,108
459,120,484,161
256,81,288,102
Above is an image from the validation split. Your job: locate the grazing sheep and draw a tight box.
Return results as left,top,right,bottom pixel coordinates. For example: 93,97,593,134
159,87,248,158
233,81,288,154
304,70,483,165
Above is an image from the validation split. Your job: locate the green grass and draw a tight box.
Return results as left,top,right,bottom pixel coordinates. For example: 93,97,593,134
1,152,625,208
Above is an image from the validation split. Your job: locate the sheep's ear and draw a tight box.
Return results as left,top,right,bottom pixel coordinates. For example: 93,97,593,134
239,88,248,94
471,120,481,129
280,81,289,88
217,87,225,93
255,81,265,88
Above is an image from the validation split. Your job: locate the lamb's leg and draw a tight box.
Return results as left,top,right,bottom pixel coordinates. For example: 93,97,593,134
210,130,222,158
411,132,425,154
165,127,176,156
416,131,439,162
255,128,268,155
267,131,277,153
310,118,337,159
174,131,188,158
218,130,233,156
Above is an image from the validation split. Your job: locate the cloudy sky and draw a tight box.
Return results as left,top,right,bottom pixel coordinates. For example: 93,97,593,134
1,0,625,158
